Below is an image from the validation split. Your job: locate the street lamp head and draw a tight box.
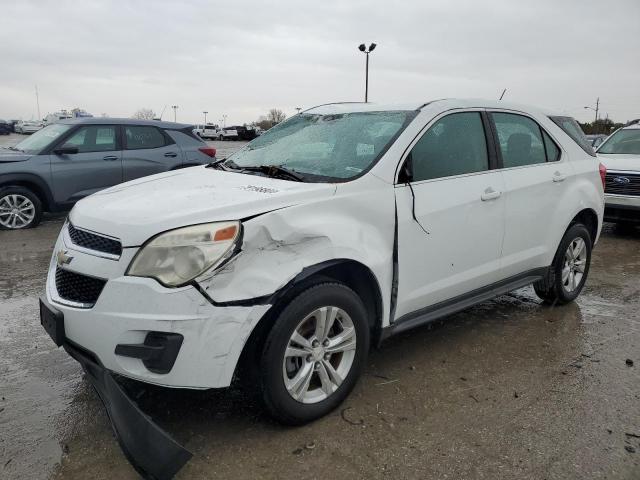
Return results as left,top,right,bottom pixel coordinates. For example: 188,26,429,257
358,43,366,52
369,43,377,52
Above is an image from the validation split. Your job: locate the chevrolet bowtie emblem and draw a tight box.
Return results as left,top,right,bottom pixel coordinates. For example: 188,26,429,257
56,250,73,267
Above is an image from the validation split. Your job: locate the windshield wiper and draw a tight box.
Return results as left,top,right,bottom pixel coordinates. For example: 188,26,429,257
7,146,23,152
206,158,242,170
239,165,305,182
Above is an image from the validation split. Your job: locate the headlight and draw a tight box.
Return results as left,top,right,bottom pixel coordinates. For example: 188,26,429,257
127,221,240,287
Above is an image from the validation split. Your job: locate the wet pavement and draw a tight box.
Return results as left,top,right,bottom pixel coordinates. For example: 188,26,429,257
1,132,639,479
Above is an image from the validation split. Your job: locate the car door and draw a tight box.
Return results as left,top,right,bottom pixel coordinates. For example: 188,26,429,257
50,124,123,205
394,110,506,320
122,125,182,181
488,111,570,278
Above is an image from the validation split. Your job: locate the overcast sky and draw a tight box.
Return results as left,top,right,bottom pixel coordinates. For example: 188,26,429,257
1,0,638,125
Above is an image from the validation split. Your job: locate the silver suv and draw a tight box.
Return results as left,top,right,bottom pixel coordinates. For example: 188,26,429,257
0,118,217,229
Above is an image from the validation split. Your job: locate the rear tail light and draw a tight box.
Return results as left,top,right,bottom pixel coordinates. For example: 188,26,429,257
198,147,217,158
599,163,606,190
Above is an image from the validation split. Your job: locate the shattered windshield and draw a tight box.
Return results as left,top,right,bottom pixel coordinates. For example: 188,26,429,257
224,111,415,181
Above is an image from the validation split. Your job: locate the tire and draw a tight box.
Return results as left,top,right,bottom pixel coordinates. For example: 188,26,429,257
0,186,43,230
218,135,224,141
260,282,370,425
533,223,592,305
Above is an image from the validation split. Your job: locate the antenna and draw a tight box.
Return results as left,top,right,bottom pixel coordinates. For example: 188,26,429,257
499,88,507,101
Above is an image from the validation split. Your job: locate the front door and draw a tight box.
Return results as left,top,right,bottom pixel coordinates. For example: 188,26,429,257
50,124,123,205
394,111,506,320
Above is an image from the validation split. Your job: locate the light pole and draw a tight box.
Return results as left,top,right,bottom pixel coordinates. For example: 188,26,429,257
172,105,178,122
358,42,377,102
203,111,208,125
221,114,227,127
584,98,600,133
295,107,302,114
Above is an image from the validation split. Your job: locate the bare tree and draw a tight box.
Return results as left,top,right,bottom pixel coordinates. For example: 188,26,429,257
132,108,156,120
267,108,286,125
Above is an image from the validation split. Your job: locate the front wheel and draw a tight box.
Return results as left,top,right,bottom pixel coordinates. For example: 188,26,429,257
0,186,42,230
260,283,370,425
534,223,592,304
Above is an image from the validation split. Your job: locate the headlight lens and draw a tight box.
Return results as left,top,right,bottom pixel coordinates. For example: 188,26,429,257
127,221,240,287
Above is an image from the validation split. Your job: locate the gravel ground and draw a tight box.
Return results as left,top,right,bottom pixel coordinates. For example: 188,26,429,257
0,132,638,480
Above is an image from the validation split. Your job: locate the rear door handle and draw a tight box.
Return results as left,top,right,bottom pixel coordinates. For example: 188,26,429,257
553,171,567,182
103,155,118,161
481,187,502,201
164,152,178,158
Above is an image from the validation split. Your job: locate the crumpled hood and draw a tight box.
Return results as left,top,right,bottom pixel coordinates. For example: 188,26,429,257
0,149,33,163
69,166,336,246
597,153,640,172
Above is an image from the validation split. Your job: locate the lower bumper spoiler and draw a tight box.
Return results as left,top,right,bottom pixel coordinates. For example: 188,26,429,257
65,342,192,479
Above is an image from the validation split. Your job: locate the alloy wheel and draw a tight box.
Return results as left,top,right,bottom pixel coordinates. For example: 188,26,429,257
282,306,357,404
562,237,587,292
0,194,35,229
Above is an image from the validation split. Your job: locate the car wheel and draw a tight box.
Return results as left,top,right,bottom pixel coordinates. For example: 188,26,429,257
218,135,224,141
0,186,43,230
260,282,369,425
534,223,592,305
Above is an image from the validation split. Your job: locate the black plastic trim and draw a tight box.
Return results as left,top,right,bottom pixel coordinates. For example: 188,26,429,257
115,332,184,374
382,267,549,340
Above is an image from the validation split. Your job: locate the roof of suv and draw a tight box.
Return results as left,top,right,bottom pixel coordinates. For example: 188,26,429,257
57,117,192,129
305,98,560,116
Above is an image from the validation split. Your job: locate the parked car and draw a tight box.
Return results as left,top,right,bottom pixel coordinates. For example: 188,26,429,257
44,111,73,125
193,124,219,139
596,122,640,224
217,126,239,140
0,118,216,229
15,120,44,134
0,120,11,135
585,134,607,149
38,99,604,476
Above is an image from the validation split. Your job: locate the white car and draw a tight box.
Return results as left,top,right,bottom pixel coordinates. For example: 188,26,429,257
193,124,220,140
596,123,640,224
217,126,239,140
40,99,604,474
16,120,44,134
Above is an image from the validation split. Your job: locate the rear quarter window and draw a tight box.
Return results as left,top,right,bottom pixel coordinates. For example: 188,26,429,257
549,116,595,157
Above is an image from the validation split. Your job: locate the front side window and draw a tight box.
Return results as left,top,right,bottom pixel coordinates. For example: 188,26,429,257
225,111,414,181
597,128,640,155
12,124,72,154
492,113,547,167
63,126,117,153
124,126,168,150
408,112,489,182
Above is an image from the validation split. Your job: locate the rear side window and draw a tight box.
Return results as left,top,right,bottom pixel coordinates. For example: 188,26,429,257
543,130,561,161
492,113,547,167
409,112,488,181
549,116,595,156
124,126,168,150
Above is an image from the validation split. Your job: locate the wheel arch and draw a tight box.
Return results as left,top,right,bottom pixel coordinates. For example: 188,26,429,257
568,207,599,244
0,173,54,211
233,259,384,385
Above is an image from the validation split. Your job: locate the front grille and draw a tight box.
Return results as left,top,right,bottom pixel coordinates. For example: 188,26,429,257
68,223,122,257
605,172,640,196
55,268,106,306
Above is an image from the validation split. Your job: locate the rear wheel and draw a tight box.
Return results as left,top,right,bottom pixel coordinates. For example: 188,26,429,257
260,283,369,425
534,223,592,304
0,186,42,230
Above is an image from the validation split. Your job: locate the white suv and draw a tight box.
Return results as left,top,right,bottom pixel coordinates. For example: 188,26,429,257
596,122,640,224
40,99,604,462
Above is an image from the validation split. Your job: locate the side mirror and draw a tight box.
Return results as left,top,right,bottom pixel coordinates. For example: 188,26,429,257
54,144,79,155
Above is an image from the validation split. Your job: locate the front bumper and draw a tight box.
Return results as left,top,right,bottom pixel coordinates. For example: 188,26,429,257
604,194,640,223
46,225,271,389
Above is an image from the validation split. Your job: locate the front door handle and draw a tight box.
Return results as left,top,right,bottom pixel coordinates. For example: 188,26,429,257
103,155,118,161
553,171,567,182
164,152,178,158
481,187,502,201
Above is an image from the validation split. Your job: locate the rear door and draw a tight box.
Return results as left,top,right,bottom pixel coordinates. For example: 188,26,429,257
122,125,182,181
50,124,122,204
489,111,570,277
394,110,506,319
